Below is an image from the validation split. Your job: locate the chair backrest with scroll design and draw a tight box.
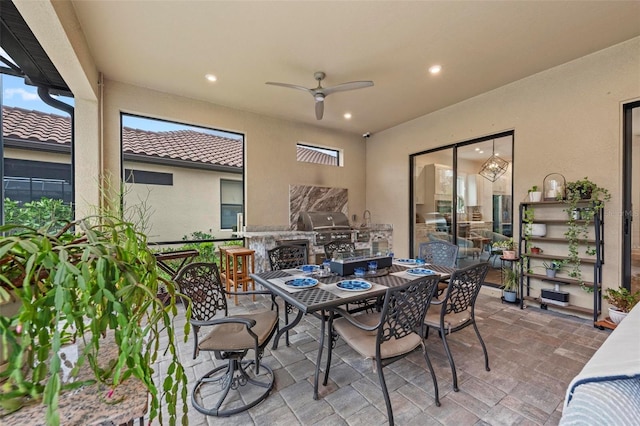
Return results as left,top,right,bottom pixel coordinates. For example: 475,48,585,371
267,244,308,270
174,262,227,328
418,240,459,268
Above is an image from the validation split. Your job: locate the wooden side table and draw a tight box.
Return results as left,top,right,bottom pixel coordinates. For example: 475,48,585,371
226,247,256,305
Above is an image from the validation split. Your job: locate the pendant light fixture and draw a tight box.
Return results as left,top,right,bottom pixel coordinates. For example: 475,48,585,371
479,139,509,182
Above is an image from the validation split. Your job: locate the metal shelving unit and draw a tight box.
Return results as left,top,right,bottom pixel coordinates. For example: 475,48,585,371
518,200,603,324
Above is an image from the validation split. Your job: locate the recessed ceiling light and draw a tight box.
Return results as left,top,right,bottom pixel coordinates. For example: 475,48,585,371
479,150,484,154
475,147,480,151
205,74,217,82
343,113,352,119
428,65,442,75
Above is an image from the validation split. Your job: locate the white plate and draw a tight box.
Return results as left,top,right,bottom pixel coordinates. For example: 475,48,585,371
406,268,437,277
336,280,372,292
284,278,319,289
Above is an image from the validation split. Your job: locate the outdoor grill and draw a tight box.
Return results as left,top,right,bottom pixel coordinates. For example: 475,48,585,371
297,211,356,246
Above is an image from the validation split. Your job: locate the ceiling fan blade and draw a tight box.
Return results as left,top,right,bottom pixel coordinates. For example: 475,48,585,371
315,99,324,120
322,81,374,96
265,82,313,95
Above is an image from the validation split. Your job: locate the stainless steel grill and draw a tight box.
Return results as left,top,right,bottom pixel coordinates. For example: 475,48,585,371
297,211,356,246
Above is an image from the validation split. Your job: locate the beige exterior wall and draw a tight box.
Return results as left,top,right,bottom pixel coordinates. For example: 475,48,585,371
367,37,640,302
4,148,69,164
103,80,367,230
123,161,241,242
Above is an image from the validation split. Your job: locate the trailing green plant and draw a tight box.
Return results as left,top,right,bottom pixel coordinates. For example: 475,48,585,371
521,205,536,272
0,215,190,426
604,286,640,313
561,177,610,291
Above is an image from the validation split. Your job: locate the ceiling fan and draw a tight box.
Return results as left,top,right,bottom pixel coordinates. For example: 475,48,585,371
266,71,373,120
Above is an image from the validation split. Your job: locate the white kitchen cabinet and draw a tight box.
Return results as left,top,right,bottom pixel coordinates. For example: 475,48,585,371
417,164,453,212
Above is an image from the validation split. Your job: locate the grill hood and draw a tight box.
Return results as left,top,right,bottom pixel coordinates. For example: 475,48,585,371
297,211,351,231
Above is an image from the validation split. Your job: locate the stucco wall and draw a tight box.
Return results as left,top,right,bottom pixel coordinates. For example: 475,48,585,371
123,161,241,242
367,37,640,301
102,80,367,231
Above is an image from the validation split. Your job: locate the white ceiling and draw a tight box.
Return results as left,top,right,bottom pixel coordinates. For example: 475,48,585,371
70,1,640,136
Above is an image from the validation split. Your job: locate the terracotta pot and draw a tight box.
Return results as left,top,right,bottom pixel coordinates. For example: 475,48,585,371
503,250,517,259
531,247,542,254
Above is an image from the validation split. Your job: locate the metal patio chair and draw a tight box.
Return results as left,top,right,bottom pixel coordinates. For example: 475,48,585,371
174,262,279,417
424,262,490,392
324,275,442,425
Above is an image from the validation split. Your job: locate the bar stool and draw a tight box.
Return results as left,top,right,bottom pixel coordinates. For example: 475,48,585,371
218,245,238,294
226,247,256,305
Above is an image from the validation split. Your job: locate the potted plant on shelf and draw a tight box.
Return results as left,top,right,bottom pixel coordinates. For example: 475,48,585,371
528,185,542,202
562,177,611,290
502,265,519,303
604,286,640,324
542,260,566,278
493,238,516,259
0,214,190,425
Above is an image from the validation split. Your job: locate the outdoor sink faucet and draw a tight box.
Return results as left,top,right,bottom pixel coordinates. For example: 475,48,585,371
362,210,371,228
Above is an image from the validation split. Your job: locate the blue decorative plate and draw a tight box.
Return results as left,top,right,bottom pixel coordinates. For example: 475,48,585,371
395,258,417,264
297,264,320,273
337,280,372,292
285,278,318,288
406,268,437,277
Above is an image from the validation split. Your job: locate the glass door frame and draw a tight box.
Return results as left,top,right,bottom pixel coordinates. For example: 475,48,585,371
622,100,640,291
409,130,514,259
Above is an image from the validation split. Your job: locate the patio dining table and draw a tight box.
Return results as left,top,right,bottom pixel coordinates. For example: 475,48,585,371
250,261,455,400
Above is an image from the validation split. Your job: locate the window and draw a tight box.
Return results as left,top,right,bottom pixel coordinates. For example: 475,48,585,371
296,143,339,166
125,169,173,186
1,72,74,227
121,114,244,242
221,179,243,230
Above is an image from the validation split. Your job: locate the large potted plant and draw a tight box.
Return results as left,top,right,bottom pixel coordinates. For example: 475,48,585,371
0,215,190,425
604,286,640,324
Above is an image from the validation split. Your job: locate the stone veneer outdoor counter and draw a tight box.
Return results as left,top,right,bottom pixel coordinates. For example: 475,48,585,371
1,334,148,425
242,224,393,272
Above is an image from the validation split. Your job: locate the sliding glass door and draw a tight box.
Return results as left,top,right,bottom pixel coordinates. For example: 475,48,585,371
410,132,514,285
623,101,640,293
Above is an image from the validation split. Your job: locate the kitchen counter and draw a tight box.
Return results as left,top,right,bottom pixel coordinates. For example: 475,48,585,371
242,225,393,272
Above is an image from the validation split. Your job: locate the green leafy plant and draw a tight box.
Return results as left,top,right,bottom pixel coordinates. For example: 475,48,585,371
542,260,567,271
561,177,610,290
604,286,640,313
492,237,515,251
3,197,72,232
528,185,539,193
502,266,519,292
0,216,190,425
